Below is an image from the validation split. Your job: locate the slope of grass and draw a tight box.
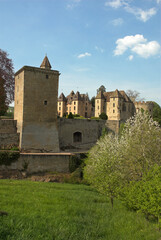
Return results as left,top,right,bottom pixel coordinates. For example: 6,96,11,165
0,180,160,240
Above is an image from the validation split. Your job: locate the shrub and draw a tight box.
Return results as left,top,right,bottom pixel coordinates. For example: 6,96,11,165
0,151,20,166
67,112,74,119
99,112,108,120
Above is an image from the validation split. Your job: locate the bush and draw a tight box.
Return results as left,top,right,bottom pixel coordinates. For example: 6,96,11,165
99,112,108,120
0,151,20,166
67,112,74,119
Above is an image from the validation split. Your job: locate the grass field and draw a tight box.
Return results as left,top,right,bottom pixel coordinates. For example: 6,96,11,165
0,180,160,240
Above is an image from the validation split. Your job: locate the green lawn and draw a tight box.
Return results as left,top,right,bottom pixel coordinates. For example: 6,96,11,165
0,180,160,240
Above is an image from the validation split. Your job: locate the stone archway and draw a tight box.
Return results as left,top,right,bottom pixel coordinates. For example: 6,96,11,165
73,131,82,143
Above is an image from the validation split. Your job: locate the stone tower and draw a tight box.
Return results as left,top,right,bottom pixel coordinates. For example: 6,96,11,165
14,56,60,152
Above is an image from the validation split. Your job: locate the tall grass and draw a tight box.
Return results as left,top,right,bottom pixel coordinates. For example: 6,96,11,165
0,180,160,240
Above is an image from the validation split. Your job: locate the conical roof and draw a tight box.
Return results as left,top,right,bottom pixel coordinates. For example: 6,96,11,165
40,56,52,69
74,91,82,100
58,93,66,102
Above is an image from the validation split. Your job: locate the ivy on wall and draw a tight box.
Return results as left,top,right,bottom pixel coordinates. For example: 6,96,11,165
0,151,20,166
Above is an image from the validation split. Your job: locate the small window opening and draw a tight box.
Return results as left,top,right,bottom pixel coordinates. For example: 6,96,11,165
44,100,48,105
73,132,82,143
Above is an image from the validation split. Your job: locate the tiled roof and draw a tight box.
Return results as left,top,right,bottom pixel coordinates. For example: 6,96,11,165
95,91,105,99
40,56,52,69
58,93,66,102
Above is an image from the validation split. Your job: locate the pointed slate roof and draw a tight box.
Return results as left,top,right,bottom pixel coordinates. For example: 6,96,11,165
40,56,52,69
110,89,123,98
58,93,66,102
74,91,82,100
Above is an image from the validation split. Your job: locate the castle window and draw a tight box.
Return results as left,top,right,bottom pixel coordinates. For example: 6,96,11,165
74,106,76,110
113,103,115,107
44,100,47,105
86,102,88,106
98,106,99,110
113,109,115,113
59,107,61,110
85,107,87,111
122,103,126,111
74,102,76,105
73,132,82,143
46,74,48,79
59,102,61,105
113,98,115,101
69,107,71,111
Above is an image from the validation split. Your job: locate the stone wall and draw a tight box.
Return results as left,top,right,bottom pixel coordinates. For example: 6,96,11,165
0,153,72,173
58,118,106,150
0,120,19,149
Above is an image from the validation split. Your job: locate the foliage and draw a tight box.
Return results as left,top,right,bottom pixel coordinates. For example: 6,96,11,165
0,78,7,115
119,122,125,135
120,112,161,181
126,89,144,102
63,112,67,118
0,49,14,113
90,96,95,107
99,112,108,120
101,127,108,137
84,134,123,207
153,102,161,126
90,116,100,120
84,112,161,216
121,165,161,227
0,180,160,240
67,112,74,119
0,151,20,166
96,85,106,95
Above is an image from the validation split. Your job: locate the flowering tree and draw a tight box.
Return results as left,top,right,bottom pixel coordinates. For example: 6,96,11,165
0,49,14,115
84,112,161,211
84,134,123,207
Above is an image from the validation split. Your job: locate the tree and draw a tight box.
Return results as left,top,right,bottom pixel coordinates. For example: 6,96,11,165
153,102,161,126
99,112,107,120
67,112,74,119
84,133,123,207
97,85,106,95
90,96,95,107
84,112,161,209
0,49,14,115
126,89,144,102
0,78,7,115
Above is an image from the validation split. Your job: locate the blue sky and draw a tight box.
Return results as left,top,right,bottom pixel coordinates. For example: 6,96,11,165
0,0,161,105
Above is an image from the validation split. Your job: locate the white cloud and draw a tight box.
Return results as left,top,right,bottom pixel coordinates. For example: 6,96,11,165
105,1,157,22
132,41,161,58
77,52,91,58
114,34,146,55
111,18,124,26
66,0,81,9
128,55,133,61
125,6,157,22
95,46,105,53
105,0,124,8
114,34,161,59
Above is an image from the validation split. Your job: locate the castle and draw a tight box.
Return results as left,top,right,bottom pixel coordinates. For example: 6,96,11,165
0,56,154,173
58,91,94,118
58,89,153,121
